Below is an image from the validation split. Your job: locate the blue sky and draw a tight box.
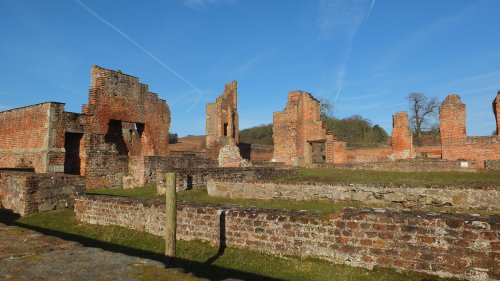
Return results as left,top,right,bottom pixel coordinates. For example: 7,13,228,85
1,0,499,136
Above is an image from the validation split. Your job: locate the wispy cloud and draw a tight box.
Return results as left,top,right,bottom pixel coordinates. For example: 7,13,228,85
183,0,237,10
74,0,203,111
234,49,277,77
317,0,375,102
317,0,374,40
373,2,482,73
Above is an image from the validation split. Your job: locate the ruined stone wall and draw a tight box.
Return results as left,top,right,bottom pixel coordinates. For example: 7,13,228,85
440,94,500,167
207,180,499,210
391,111,413,159
156,166,298,192
75,196,500,281
273,91,344,166
206,81,239,156
307,159,478,172
0,102,67,173
82,66,171,188
0,171,84,216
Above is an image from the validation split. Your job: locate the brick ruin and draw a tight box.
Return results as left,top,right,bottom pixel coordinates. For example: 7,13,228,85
0,65,171,188
390,111,414,160
439,93,500,167
206,80,239,158
272,91,346,166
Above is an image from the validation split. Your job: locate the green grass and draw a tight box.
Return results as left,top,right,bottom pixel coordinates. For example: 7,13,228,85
0,208,455,281
279,168,500,186
88,186,384,214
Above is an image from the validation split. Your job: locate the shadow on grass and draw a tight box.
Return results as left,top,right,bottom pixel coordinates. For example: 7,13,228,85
0,209,281,281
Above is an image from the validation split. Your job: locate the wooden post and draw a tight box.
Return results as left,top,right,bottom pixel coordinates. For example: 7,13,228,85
164,172,176,266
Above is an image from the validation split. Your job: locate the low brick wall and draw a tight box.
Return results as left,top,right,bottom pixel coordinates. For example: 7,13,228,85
308,159,478,172
75,195,500,281
157,167,298,192
207,180,500,211
0,171,85,216
485,160,500,171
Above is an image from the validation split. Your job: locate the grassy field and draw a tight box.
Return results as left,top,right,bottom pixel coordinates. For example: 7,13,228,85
0,208,455,281
278,168,500,186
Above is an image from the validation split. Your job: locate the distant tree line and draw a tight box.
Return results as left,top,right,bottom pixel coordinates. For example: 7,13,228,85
239,124,274,145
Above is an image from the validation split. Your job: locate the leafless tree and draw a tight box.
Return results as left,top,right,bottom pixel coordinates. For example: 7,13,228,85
408,93,439,146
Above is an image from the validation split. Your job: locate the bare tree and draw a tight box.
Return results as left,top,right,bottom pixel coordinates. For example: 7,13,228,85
408,93,439,146
319,96,334,121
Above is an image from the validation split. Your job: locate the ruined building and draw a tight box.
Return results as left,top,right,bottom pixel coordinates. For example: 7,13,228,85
0,65,171,188
439,92,500,167
272,91,346,166
391,111,414,160
205,80,239,159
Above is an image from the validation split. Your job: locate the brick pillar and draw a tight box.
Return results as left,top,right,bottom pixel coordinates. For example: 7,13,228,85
391,111,413,159
493,91,500,137
440,94,466,160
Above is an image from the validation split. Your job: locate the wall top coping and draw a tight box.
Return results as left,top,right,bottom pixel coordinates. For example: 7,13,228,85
206,178,500,191
76,195,499,223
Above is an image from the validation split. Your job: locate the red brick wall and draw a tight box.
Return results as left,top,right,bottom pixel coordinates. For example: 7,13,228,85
273,91,343,165
440,94,500,166
76,196,500,281
206,81,239,156
81,66,171,187
391,111,413,159
347,147,392,162
494,92,500,136
0,102,67,172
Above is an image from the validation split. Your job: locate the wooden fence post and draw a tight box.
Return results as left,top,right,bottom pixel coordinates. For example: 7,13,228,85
165,172,176,266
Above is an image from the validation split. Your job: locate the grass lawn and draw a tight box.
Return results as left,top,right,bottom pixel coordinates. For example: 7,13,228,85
88,185,386,214
0,208,455,281
277,168,500,186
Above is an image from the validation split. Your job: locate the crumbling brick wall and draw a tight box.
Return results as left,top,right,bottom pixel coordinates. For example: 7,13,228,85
391,111,414,159
440,94,500,167
76,196,500,281
206,81,239,158
0,102,67,172
0,171,84,216
273,91,346,166
81,66,171,188
494,91,500,136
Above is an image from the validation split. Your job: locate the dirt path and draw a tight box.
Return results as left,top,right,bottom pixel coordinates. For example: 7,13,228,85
0,223,205,281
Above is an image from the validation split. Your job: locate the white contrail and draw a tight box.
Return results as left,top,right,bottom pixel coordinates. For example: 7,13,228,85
74,0,202,111
366,0,376,20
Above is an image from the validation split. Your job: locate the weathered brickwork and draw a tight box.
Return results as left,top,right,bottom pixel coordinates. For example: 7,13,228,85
156,166,298,193
494,91,500,136
391,111,414,159
207,180,500,210
0,103,68,173
273,91,346,166
206,81,239,158
82,66,170,187
0,65,171,189
75,196,500,281
440,94,500,167
307,159,478,172
0,171,84,216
